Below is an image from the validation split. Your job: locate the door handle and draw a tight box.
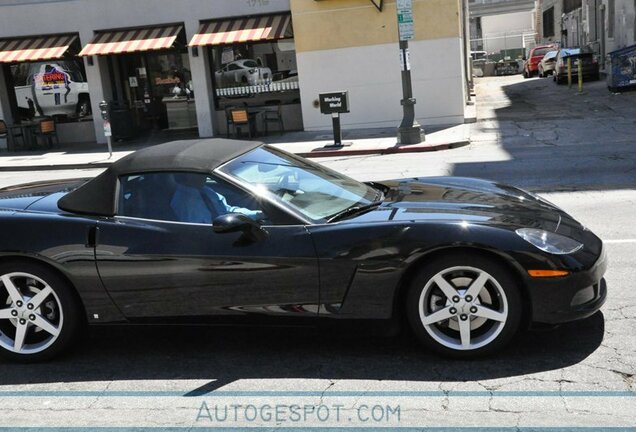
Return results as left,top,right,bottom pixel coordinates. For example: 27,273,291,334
86,226,100,248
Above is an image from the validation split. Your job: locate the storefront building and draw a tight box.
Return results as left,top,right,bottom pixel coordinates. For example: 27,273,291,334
0,0,469,145
290,0,470,130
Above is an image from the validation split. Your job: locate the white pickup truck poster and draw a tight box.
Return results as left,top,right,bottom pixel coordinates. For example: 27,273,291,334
13,61,91,120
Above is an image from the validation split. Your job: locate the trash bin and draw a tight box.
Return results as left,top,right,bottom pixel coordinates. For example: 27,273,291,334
109,101,138,140
607,43,636,92
483,61,497,77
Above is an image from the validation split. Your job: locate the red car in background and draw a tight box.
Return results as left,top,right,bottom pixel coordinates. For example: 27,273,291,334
523,44,558,78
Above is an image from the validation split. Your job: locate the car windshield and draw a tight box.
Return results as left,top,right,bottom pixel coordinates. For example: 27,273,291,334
534,48,552,57
543,51,558,61
243,60,258,68
219,146,380,223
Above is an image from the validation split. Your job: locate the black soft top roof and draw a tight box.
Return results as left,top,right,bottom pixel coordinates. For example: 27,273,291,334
58,138,262,216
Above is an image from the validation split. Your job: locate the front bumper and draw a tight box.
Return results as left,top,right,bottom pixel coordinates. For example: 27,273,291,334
528,247,608,325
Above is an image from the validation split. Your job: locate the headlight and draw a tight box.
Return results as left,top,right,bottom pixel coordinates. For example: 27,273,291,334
516,228,583,255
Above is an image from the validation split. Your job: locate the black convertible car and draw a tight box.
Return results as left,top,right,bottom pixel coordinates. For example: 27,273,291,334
0,139,606,361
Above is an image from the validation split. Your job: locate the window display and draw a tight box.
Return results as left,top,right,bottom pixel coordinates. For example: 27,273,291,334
10,59,91,123
211,39,299,107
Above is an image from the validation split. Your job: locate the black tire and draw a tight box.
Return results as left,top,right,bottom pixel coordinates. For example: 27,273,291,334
523,69,530,79
405,253,522,359
0,261,83,362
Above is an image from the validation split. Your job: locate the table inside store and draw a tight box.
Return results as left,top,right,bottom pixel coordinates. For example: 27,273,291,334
8,121,39,151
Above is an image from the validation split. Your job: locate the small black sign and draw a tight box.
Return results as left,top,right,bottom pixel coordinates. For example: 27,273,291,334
319,91,350,114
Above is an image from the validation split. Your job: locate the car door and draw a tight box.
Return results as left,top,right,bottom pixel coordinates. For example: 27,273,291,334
94,171,319,320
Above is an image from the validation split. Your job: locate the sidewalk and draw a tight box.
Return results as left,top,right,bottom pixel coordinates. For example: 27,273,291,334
0,123,470,171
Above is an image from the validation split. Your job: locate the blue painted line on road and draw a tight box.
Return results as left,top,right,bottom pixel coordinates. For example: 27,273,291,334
0,390,633,397
0,428,635,431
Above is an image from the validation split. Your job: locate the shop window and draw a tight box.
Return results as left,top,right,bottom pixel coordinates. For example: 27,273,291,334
108,49,196,134
210,39,300,110
543,7,555,38
9,59,91,124
145,52,194,101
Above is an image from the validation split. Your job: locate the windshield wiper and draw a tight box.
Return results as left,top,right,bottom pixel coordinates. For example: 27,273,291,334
327,201,382,223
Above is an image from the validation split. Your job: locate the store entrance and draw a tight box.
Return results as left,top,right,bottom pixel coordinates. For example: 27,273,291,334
106,49,197,141
79,24,197,143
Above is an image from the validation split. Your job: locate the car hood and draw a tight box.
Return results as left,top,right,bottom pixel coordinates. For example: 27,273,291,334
351,177,581,233
0,178,87,212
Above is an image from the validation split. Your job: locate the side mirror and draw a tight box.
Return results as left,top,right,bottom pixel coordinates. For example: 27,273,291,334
522,56,527,61
213,213,267,241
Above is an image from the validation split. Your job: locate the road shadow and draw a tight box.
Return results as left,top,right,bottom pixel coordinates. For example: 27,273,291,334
451,76,636,192
0,312,605,392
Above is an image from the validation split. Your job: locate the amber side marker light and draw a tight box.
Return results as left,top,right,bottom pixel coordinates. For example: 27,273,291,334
528,269,570,278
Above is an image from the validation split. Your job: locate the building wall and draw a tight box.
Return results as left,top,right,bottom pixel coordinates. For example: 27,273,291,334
540,0,636,60
603,0,636,52
290,0,467,130
481,11,535,54
540,0,563,45
1,0,470,140
0,0,290,143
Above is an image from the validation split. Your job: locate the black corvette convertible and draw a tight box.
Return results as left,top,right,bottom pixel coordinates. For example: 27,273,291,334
0,139,606,361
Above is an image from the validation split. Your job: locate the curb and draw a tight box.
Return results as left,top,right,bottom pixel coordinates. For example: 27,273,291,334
0,140,470,171
0,162,113,172
296,140,469,158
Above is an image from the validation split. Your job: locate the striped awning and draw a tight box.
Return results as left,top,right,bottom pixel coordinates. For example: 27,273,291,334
0,34,78,63
79,25,183,56
190,14,292,47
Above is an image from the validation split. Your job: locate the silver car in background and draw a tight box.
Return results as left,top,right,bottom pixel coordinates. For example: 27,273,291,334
538,50,558,77
215,59,272,86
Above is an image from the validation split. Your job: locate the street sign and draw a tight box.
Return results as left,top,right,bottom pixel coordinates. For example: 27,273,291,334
319,91,350,114
397,0,414,41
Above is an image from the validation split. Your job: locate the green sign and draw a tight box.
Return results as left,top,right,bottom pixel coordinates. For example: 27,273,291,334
397,0,414,41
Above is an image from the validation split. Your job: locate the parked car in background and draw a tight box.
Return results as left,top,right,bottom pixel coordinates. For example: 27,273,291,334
13,61,91,119
215,59,272,86
554,49,600,84
538,50,558,77
523,44,558,78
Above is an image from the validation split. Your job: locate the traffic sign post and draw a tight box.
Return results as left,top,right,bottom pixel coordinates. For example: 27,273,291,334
396,0,424,145
319,91,352,148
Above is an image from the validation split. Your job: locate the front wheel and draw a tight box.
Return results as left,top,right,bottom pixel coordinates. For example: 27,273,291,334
406,254,522,358
0,262,82,362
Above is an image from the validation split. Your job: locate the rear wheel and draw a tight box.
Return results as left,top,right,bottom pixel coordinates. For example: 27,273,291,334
0,262,82,362
406,254,522,358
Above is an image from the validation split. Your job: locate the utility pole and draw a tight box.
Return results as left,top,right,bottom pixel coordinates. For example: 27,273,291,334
396,0,424,145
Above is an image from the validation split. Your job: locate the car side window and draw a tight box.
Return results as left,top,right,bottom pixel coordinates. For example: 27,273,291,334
118,172,266,224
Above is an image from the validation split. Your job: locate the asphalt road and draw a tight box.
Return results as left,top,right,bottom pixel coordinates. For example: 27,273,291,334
0,75,634,429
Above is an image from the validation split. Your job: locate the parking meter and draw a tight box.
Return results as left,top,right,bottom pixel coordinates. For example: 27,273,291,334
99,101,113,158
98,101,110,121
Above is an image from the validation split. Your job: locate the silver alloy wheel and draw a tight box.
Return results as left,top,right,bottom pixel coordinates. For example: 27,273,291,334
417,266,508,351
0,272,64,355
